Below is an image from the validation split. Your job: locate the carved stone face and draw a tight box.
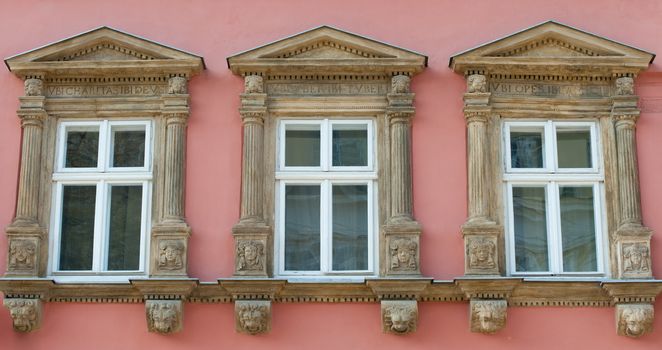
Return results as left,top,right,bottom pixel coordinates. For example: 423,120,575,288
4,299,40,332
391,75,410,93
158,240,184,270
616,77,634,96
382,301,417,335
390,239,417,269
617,304,653,338
471,300,506,334
24,79,43,96
168,76,187,94
469,238,495,269
244,245,258,262
236,302,269,335
244,75,264,94
148,301,180,334
467,74,487,93
623,243,649,273
9,240,35,268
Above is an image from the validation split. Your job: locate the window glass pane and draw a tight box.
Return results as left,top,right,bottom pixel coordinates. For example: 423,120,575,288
284,185,320,271
510,130,544,168
512,186,549,272
332,124,368,167
112,125,146,167
59,185,96,270
332,185,368,271
285,124,320,167
557,130,592,168
560,186,597,272
65,127,99,168
107,185,143,271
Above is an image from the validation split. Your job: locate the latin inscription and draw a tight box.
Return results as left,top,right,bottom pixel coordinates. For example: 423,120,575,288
490,82,610,99
267,82,389,96
45,84,166,97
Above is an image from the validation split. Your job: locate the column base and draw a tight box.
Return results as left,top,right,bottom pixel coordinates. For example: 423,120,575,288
150,223,192,278
615,225,653,279
461,222,502,276
232,222,271,277
382,221,422,277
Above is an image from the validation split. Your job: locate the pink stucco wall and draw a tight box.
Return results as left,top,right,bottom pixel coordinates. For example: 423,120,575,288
2,0,662,348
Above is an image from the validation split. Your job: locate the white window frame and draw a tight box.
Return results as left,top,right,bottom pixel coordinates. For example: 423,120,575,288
49,120,152,282
503,120,608,277
275,118,377,278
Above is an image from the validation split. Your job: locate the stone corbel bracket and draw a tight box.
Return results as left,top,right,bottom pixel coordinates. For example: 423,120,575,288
602,281,662,338
132,279,198,334
367,278,431,335
456,278,521,334
220,279,286,335
0,279,53,332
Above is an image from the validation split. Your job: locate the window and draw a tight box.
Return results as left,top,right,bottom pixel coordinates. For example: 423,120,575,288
50,120,152,280
276,119,376,276
504,120,605,276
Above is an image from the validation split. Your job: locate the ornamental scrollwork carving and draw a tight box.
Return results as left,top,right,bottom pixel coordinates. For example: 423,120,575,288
167,76,188,94
381,300,417,335
615,77,634,96
389,238,418,271
24,78,43,96
158,240,185,271
622,242,650,275
468,237,496,270
467,74,487,93
8,239,36,270
616,304,653,338
391,75,410,93
470,299,507,334
146,300,182,334
236,240,265,271
235,300,270,335
3,298,41,332
244,75,264,94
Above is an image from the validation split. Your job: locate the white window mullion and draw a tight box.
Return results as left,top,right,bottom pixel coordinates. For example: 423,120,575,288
138,181,150,272
545,121,556,172
98,120,109,171
277,181,286,275
320,180,330,273
546,182,560,274
91,181,106,272
594,183,605,274
321,119,330,172
51,183,64,272
505,183,516,275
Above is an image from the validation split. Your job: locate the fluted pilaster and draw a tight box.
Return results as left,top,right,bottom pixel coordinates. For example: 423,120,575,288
615,115,641,227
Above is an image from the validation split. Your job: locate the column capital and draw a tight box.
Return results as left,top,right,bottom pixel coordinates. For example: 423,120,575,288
464,110,490,124
614,113,639,126
387,110,414,124
164,112,189,125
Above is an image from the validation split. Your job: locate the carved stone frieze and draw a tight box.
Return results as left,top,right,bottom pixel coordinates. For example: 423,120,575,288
621,242,651,277
146,300,183,334
391,75,410,93
470,299,507,334
236,240,265,272
167,76,188,94
381,300,417,335
24,78,43,96
615,77,635,96
389,237,418,271
467,74,487,93
150,226,191,277
467,236,497,271
244,75,264,94
616,304,653,338
158,239,185,271
7,238,38,272
235,300,271,335
3,298,41,332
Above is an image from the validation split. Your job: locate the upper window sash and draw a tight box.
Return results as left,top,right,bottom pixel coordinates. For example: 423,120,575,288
56,120,152,174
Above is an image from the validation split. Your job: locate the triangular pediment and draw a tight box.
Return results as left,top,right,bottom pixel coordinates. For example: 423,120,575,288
228,26,426,75
6,26,204,76
450,21,654,75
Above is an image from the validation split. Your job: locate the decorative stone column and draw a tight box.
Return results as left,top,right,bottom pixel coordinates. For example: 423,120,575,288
5,77,47,277
150,76,192,278
611,76,653,279
382,74,422,277
461,74,502,276
232,75,270,277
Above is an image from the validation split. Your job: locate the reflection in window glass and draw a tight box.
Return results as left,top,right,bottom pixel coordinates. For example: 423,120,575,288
112,126,146,167
560,186,597,272
513,186,549,272
59,185,96,270
332,185,368,271
107,185,143,271
557,130,592,168
510,131,544,168
332,124,368,167
284,185,320,271
65,129,99,168
285,125,320,167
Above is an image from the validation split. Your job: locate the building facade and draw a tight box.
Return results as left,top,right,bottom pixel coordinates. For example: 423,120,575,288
2,0,662,349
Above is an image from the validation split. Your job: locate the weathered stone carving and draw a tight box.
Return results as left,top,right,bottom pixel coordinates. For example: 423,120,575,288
470,299,507,334
236,240,264,271
615,77,634,96
622,242,650,275
8,239,36,270
381,300,417,335
146,300,182,334
389,238,418,271
158,240,184,271
167,76,187,94
391,75,410,93
468,236,496,270
24,78,43,96
616,304,653,338
235,300,271,335
244,75,264,94
3,298,41,332
467,74,487,93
